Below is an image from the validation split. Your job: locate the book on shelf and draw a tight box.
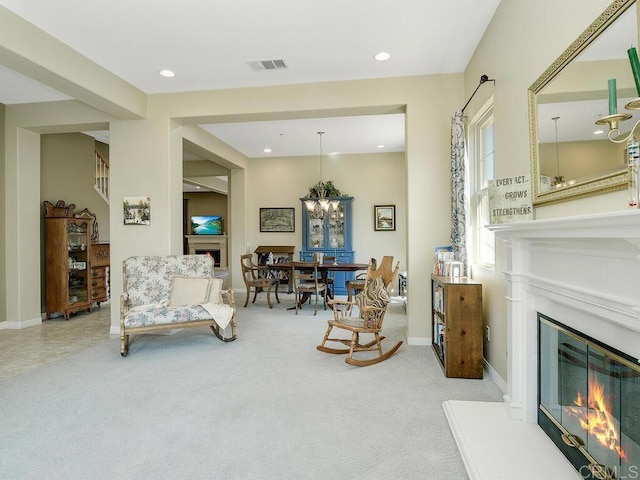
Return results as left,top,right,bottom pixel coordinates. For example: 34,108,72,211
433,284,444,312
433,314,442,346
433,245,455,276
437,324,445,362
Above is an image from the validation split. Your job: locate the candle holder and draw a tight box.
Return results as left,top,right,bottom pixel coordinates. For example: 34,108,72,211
595,113,634,143
625,98,640,110
595,113,632,130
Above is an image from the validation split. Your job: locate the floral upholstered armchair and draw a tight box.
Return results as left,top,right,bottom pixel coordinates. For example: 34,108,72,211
120,255,237,356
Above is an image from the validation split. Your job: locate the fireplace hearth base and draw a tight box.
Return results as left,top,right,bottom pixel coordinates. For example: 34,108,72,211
444,400,579,480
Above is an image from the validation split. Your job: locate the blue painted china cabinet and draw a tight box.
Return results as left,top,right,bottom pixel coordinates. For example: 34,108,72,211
300,196,354,295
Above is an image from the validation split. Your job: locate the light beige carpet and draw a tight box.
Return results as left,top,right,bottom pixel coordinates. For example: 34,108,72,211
0,297,503,480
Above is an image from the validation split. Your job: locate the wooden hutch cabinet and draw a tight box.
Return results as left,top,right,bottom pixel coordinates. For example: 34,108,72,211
43,200,110,319
300,196,354,295
431,275,483,379
89,243,110,305
44,214,93,319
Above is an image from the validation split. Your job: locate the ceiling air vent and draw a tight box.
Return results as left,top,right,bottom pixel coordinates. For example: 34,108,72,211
247,59,288,72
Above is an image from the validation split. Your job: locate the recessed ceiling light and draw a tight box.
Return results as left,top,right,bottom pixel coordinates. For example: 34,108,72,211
264,148,272,153
376,144,385,149
594,130,604,135
159,69,175,77
374,52,391,61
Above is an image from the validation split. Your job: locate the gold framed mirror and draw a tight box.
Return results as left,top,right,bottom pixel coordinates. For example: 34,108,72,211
529,0,639,205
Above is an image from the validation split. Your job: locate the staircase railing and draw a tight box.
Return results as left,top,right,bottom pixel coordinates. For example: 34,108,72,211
94,149,109,204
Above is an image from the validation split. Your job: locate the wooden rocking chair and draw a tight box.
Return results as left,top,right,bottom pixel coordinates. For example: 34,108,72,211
317,256,402,366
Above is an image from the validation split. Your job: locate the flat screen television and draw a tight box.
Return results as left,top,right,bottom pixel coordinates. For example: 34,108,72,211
190,215,223,235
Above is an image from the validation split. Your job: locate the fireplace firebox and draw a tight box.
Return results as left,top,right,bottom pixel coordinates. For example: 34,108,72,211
195,249,220,268
538,313,640,480
185,235,227,268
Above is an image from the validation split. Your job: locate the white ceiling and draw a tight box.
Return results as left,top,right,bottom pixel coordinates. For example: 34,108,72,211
0,0,501,158
201,114,406,158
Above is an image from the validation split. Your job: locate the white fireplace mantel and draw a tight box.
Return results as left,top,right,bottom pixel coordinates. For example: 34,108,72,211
442,211,640,480
488,210,640,423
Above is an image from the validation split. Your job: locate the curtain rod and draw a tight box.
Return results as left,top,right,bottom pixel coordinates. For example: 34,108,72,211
461,74,495,113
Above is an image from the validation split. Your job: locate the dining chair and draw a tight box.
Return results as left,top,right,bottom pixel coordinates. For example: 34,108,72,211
321,256,336,301
240,253,280,308
291,261,327,315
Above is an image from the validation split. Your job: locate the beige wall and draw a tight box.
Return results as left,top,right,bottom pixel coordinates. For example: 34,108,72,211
39,132,111,310
184,192,227,223
4,0,633,393
463,0,631,384
106,75,458,340
95,140,109,163
184,191,228,249
245,151,407,266
3,101,113,327
538,139,624,182
41,133,110,242
0,10,456,345
36,143,406,304
0,102,5,325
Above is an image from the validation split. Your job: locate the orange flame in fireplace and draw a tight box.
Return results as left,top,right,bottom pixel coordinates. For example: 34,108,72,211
566,373,627,460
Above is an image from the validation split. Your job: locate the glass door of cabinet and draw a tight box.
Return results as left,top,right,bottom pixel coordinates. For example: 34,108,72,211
327,204,345,248
67,220,89,305
301,196,353,253
308,217,324,248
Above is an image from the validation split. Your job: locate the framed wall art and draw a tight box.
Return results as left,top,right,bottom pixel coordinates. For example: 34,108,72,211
260,207,295,232
374,205,395,231
123,196,151,225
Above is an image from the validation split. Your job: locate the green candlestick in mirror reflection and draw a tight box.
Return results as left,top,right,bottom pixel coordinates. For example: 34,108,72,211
627,47,640,97
608,78,617,115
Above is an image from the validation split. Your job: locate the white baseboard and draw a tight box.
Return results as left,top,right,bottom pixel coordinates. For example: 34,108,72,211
3,316,43,329
406,336,431,346
483,358,507,394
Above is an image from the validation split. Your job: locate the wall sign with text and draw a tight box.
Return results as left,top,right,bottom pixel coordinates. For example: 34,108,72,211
488,175,533,224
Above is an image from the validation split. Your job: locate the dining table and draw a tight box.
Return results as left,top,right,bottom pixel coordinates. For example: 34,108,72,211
266,261,368,309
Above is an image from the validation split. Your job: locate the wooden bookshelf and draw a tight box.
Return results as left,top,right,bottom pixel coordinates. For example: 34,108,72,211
431,275,483,379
